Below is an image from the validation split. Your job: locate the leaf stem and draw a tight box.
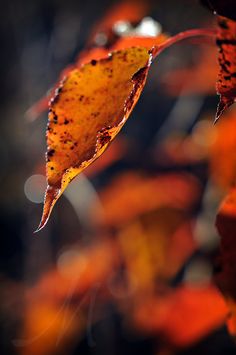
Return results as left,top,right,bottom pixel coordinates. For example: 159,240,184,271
152,28,217,59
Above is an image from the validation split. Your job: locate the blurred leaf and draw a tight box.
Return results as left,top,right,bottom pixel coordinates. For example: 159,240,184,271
133,285,228,348
215,188,236,335
118,211,196,293
19,302,80,355
209,109,236,188
215,188,236,300
90,172,201,227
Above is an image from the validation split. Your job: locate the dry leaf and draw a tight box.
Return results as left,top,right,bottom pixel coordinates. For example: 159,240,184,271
37,47,153,231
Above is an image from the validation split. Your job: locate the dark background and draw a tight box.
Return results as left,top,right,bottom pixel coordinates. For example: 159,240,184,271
1,1,236,354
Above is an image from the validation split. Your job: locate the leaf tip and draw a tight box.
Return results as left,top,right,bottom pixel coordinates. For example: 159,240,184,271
34,217,48,233
215,97,232,123
34,185,60,233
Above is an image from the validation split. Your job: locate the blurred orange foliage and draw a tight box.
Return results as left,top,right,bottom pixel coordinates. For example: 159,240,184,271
209,108,236,188
163,42,218,96
133,285,228,348
91,172,201,227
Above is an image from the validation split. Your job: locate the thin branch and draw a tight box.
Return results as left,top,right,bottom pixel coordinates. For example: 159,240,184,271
152,28,217,59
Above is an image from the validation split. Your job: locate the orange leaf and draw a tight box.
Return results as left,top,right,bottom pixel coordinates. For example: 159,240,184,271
215,188,236,334
209,109,236,188
90,172,201,227
215,188,236,299
36,47,152,231
133,285,228,348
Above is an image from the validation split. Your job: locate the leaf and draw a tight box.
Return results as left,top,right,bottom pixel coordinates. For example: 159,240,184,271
209,109,236,188
133,285,228,347
36,47,153,231
90,172,201,227
215,187,236,334
215,16,236,120
28,241,117,300
19,240,117,354
117,212,196,293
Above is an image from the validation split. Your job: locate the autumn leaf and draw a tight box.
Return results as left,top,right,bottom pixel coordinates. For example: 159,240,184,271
209,108,236,188
27,241,117,301
36,47,153,231
90,172,201,227
215,188,236,300
133,285,228,347
18,240,118,355
215,16,236,120
215,187,236,335
201,1,236,119
117,211,197,293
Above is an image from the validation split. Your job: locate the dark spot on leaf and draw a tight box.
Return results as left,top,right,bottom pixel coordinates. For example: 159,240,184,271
48,149,55,157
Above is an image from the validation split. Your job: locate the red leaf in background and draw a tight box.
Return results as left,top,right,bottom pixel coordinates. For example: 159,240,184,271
215,16,236,120
209,109,236,188
215,188,236,336
215,188,236,301
133,285,228,348
90,172,201,227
